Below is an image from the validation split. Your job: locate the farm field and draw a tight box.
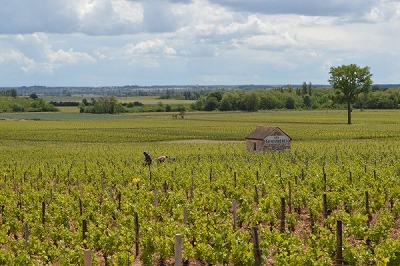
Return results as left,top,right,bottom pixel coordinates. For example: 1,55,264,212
0,109,400,265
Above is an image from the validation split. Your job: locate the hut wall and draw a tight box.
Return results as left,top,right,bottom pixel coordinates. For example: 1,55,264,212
246,139,264,152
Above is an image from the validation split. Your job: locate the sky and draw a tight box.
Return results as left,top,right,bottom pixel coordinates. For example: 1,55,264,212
0,0,399,86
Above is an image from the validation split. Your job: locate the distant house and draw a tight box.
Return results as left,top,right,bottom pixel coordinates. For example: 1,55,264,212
245,126,291,152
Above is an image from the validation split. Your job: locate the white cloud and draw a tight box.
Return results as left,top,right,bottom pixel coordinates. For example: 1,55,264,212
208,0,378,17
0,0,399,85
0,33,95,77
364,0,400,22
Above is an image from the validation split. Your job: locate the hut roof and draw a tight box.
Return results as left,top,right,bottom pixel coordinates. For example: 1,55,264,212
245,126,291,140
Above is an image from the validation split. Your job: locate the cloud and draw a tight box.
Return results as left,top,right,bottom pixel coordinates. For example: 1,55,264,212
0,0,399,85
364,0,400,22
0,0,78,34
0,0,143,35
0,33,95,75
77,0,143,35
207,0,378,17
141,1,179,32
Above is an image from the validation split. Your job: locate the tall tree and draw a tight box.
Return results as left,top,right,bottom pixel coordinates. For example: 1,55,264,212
329,64,373,124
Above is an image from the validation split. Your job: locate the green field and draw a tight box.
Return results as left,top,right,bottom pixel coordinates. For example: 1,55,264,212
0,110,399,265
0,109,400,144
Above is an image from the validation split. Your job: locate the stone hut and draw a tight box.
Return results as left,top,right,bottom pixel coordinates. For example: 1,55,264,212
245,126,291,152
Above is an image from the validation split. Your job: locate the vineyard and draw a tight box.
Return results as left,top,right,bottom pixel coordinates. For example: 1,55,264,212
0,110,400,265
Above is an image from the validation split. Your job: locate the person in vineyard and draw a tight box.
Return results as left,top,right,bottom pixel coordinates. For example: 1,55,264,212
143,152,152,166
157,155,168,163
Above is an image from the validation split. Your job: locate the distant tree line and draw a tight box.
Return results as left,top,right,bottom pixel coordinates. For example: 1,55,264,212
50,101,80,107
159,89,202,100
189,84,400,111
79,96,125,114
0,89,17,98
0,95,58,113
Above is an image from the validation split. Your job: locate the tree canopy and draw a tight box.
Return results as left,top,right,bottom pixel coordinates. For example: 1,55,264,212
329,64,373,124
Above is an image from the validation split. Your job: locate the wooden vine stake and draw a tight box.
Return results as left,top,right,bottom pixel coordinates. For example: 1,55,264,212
232,199,237,230
24,223,29,244
288,182,292,214
82,219,88,248
84,249,92,266
365,191,372,225
323,193,328,219
174,234,183,266
117,192,121,211
134,212,140,257
336,219,344,265
254,185,259,205
79,198,83,216
252,226,262,266
280,197,285,233
183,206,188,225
190,176,194,203
41,201,46,225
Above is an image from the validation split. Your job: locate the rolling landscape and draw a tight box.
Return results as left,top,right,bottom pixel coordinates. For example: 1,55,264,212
0,84,400,265
1,0,400,265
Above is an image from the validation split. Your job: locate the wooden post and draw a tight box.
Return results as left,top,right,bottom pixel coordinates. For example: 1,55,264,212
79,198,83,216
252,226,262,266
109,183,113,199
234,172,237,188
163,181,168,193
288,182,292,214
323,193,328,219
82,219,87,247
280,197,285,233
365,191,372,225
134,212,139,257
175,234,183,266
190,176,194,203
232,199,237,230
24,223,29,244
323,173,327,191
84,249,92,266
101,172,105,195
41,201,45,225
336,220,343,265
254,185,259,205
183,206,188,225
117,192,121,211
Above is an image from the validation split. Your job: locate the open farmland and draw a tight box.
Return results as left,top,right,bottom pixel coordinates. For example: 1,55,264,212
0,110,400,265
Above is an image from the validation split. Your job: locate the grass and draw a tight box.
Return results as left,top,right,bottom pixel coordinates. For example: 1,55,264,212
0,110,399,144
0,109,399,265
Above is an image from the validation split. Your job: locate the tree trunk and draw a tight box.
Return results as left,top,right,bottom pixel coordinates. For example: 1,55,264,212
347,97,352,124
